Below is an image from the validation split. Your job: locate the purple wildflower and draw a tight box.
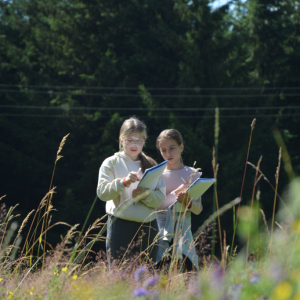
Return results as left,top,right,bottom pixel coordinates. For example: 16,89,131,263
143,276,159,288
210,265,224,290
132,287,149,297
134,266,147,282
250,273,261,284
120,272,126,281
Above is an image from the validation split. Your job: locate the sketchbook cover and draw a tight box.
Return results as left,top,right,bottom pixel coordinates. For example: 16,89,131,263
186,178,216,201
137,160,168,190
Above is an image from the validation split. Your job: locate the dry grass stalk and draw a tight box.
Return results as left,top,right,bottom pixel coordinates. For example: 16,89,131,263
260,209,270,236
0,204,19,251
42,134,70,266
6,210,35,259
246,155,262,267
0,195,6,201
212,147,223,258
231,118,256,259
275,221,286,235
193,198,241,240
272,126,295,181
269,148,282,254
57,133,70,156
247,162,291,215
17,188,56,266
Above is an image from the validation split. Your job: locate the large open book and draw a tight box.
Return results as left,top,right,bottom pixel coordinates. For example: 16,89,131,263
186,178,216,201
137,160,168,190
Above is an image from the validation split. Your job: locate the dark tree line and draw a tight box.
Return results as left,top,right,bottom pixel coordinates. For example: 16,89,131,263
0,0,299,255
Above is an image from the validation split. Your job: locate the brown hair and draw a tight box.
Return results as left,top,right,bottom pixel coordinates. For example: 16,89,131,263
156,129,184,163
119,117,157,172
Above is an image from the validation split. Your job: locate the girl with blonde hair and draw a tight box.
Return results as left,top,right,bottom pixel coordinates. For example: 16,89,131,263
97,117,166,264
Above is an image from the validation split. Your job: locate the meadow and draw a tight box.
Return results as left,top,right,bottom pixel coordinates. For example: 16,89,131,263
0,127,299,300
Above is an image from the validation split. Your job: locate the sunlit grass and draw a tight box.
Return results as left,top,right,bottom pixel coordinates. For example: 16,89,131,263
0,131,299,299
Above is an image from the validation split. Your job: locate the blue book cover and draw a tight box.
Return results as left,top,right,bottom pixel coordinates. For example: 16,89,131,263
137,160,168,190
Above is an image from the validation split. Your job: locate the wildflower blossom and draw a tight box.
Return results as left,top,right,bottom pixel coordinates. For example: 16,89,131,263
72,274,77,280
54,269,59,276
0,278,3,281
62,266,68,273
132,287,149,297
8,291,13,299
250,273,261,284
134,266,147,282
27,289,33,295
143,276,158,288
272,281,293,300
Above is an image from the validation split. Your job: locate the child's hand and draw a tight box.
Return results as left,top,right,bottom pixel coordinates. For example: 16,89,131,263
124,171,140,186
136,168,142,181
132,187,147,198
174,182,189,196
176,192,192,209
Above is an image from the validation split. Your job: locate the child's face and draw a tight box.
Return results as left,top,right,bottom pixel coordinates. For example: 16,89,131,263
120,132,145,161
158,138,183,169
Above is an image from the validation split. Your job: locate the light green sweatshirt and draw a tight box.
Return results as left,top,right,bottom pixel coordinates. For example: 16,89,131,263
97,151,166,223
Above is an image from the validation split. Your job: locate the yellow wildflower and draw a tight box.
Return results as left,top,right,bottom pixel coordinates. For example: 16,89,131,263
62,267,68,273
0,278,4,281
72,274,77,280
38,296,42,299
27,289,33,295
272,281,293,300
292,220,300,233
8,291,13,299
54,269,59,276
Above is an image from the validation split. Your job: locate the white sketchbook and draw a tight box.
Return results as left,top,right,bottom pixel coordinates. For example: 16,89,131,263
186,178,216,201
137,160,168,190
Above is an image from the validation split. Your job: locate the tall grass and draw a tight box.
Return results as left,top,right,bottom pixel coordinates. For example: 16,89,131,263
0,127,299,300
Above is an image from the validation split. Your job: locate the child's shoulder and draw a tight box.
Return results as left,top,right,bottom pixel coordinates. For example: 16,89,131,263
102,152,121,166
184,166,202,178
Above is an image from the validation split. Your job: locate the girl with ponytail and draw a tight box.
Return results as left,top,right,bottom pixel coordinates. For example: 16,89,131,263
97,117,166,265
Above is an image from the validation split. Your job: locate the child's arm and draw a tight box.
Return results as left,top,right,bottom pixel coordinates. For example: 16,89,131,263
137,176,166,209
189,198,203,215
176,193,203,215
97,160,126,201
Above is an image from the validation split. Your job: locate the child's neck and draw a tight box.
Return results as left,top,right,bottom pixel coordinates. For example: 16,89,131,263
166,161,184,171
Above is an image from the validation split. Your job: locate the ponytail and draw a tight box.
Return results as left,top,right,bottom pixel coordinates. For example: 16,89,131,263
139,151,157,173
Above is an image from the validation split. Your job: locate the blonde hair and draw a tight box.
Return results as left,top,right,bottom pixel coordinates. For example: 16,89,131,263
119,117,157,172
156,129,184,163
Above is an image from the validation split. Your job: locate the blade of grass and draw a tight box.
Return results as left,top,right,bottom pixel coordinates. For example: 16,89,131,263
230,118,256,260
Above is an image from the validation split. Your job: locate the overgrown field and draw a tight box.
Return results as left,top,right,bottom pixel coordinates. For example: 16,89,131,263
1,133,299,300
